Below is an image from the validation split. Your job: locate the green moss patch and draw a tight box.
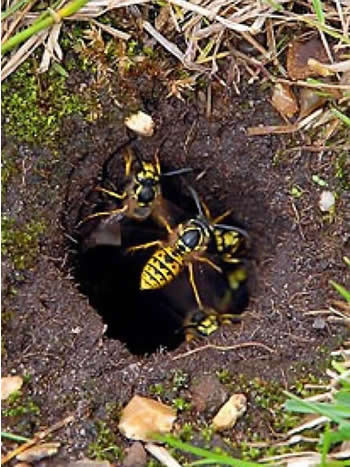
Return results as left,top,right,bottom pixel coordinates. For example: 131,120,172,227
2,217,46,270
2,60,88,145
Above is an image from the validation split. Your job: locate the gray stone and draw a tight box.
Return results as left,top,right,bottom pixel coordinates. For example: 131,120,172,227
122,442,147,467
190,374,228,414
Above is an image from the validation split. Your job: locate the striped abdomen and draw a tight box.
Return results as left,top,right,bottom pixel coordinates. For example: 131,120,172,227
214,229,240,259
140,246,184,290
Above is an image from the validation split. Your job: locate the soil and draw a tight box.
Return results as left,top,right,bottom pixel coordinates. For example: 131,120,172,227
2,57,349,464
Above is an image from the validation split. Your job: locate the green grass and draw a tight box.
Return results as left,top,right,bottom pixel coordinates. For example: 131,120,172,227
331,109,350,128
155,434,262,466
330,256,350,303
312,0,325,25
285,358,350,465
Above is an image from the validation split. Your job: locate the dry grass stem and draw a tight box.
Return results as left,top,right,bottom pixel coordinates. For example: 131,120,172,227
0,414,74,465
39,23,62,73
1,0,36,45
172,341,274,361
2,29,48,80
145,444,182,467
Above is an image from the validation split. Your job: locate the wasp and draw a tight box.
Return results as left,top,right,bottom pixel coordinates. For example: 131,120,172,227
183,266,249,341
199,201,249,264
78,146,192,232
129,187,248,309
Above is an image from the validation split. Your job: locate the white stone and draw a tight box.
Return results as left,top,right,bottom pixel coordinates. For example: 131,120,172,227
319,191,335,212
125,111,154,137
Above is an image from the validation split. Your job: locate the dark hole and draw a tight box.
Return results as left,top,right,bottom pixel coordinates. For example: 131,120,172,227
71,160,250,355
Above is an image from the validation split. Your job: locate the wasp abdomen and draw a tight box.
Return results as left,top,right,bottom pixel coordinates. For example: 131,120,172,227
140,248,184,290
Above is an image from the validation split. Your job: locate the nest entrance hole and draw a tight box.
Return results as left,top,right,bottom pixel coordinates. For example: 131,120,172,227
71,161,250,355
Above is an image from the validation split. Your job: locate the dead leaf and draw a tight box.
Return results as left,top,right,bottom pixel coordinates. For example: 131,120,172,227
271,83,298,118
340,70,350,85
309,58,350,75
308,58,334,77
155,6,171,32
1,375,23,400
118,395,177,441
16,442,60,462
287,37,329,80
212,394,247,431
298,88,326,119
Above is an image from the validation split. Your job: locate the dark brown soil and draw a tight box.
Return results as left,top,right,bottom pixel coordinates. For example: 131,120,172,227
2,66,349,464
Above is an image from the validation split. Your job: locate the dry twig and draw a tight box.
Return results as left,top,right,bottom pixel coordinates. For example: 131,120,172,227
1,414,74,465
172,341,274,361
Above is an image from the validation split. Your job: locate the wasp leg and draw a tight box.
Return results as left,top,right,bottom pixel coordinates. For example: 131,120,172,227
77,206,127,227
154,149,161,176
188,262,203,309
222,255,241,264
218,313,236,324
196,256,222,273
212,209,233,224
95,187,127,200
156,214,173,234
127,240,163,253
200,200,212,220
124,148,134,177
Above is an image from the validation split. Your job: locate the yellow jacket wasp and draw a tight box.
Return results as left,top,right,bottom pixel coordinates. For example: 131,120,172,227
129,186,249,310
182,266,249,341
78,145,192,232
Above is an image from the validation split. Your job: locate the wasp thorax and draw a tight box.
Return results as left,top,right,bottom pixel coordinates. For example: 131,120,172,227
181,228,202,249
138,185,156,203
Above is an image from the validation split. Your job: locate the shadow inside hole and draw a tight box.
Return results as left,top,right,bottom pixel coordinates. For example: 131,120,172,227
76,222,188,355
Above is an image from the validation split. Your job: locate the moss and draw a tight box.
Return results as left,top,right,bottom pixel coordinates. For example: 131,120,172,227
2,216,46,270
171,369,189,391
149,383,166,397
87,420,123,462
1,156,19,197
2,391,40,418
334,152,350,191
2,60,88,145
172,397,192,412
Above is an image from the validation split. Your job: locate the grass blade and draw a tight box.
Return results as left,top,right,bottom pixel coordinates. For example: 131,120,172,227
1,0,29,21
331,109,350,128
1,432,31,442
1,0,89,55
330,280,350,303
312,0,325,25
285,400,350,419
284,391,350,427
155,434,261,467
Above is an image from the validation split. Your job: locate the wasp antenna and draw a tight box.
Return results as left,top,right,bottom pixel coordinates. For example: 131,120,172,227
214,223,250,239
162,167,193,177
187,185,204,217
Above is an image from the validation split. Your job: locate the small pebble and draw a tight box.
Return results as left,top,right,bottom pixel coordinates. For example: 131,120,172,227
118,395,176,441
319,191,335,212
124,111,154,137
212,394,247,431
123,442,147,467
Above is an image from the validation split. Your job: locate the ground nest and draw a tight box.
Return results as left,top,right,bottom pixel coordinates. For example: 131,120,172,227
60,86,348,362
69,136,253,354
